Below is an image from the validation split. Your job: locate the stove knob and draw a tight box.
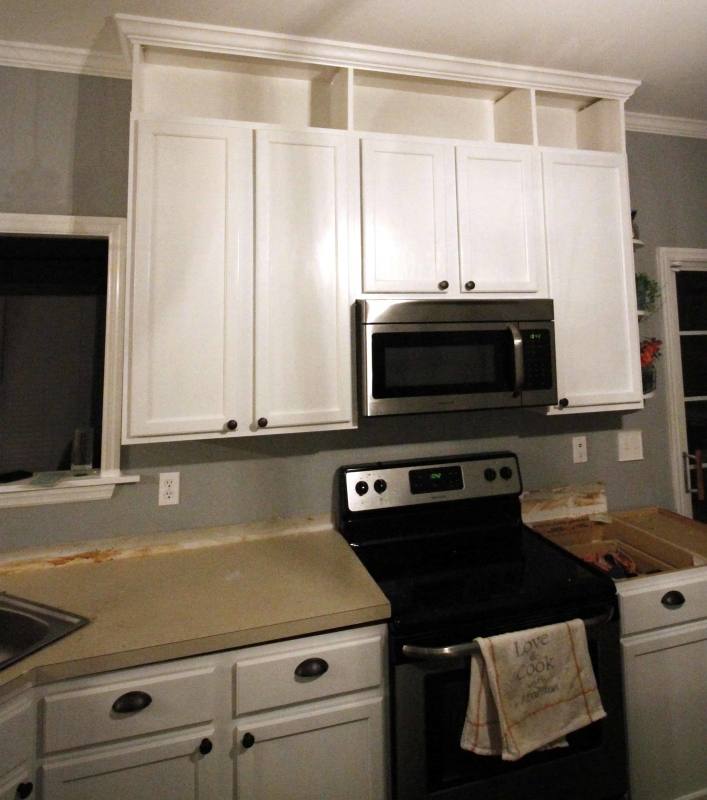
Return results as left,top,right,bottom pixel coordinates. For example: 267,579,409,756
500,466,513,480
484,468,497,482
374,479,387,494
355,480,369,496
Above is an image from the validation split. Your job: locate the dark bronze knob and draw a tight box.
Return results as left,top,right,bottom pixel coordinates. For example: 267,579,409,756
438,280,449,291
294,657,329,679
661,590,685,608
257,417,268,428
226,419,238,431
242,732,255,748
17,783,34,799
558,398,569,409
112,691,152,714
199,738,213,755
465,280,476,291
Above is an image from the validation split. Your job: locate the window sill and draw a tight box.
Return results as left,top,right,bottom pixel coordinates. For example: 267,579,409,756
0,472,140,508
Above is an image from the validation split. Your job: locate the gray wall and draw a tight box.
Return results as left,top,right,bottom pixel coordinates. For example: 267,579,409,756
1,66,705,551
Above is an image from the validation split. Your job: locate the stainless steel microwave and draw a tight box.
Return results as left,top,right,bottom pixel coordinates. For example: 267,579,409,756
357,299,557,416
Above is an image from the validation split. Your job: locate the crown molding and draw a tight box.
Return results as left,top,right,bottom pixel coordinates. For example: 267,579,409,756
115,13,640,101
0,38,129,79
625,111,707,140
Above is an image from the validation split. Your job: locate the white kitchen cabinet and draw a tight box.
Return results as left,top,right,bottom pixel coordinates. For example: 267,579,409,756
235,698,385,800
0,692,34,799
619,568,707,800
253,129,353,431
456,143,546,295
542,149,642,411
361,136,458,294
231,624,388,800
361,137,547,298
41,730,220,800
125,118,253,440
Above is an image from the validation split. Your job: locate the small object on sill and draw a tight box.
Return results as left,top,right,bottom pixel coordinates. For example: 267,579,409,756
0,470,33,484
633,238,645,249
643,391,656,400
29,471,66,488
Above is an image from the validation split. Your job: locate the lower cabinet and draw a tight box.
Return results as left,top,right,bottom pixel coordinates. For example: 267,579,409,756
619,569,707,800
235,697,385,800
40,730,220,800
4,623,387,799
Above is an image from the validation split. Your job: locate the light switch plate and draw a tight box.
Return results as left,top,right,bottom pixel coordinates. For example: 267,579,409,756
618,430,643,462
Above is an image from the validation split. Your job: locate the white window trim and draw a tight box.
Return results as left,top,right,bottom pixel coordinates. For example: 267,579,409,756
0,213,139,508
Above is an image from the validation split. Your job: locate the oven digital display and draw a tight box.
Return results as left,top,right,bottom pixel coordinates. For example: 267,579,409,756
409,465,463,494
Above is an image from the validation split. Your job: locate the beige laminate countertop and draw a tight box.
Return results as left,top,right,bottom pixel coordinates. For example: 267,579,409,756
0,515,390,700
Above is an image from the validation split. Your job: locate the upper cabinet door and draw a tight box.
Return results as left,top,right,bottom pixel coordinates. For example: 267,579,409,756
456,144,546,295
361,137,458,293
254,129,353,431
125,120,253,440
542,149,642,409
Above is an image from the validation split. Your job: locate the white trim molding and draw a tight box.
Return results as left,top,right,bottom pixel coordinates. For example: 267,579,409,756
658,247,707,518
0,38,129,79
0,213,139,508
114,13,640,101
625,112,707,140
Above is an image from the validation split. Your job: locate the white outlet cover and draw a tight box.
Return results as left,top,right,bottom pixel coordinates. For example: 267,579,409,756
618,430,644,462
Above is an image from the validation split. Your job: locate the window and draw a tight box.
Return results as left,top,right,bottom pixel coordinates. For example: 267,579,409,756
0,214,138,507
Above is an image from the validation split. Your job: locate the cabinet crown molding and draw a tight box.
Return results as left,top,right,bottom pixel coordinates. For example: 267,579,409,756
114,13,640,101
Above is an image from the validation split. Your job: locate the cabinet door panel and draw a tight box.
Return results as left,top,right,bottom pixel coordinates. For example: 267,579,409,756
254,129,352,429
42,731,219,800
542,150,641,408
457,144,545,294
236,698,385,800
126,120,252,438
361,137,457,293
622,620,707,800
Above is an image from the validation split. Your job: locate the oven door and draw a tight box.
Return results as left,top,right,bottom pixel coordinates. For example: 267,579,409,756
361,322,525,417
391,617,626,800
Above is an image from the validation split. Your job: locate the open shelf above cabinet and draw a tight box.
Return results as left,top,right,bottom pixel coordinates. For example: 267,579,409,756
536,92,623,152
352,71,533,144
137,47,350,129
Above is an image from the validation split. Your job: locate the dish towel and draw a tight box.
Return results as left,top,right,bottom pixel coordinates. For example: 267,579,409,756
460,619,606,761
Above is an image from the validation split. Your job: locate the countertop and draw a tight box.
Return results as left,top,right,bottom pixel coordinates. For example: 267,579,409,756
0,515,390,701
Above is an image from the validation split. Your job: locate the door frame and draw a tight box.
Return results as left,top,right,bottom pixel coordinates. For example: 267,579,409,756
658,246,707,517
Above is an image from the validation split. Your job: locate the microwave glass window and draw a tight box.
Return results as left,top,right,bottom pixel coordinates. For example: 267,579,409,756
372,330,513,398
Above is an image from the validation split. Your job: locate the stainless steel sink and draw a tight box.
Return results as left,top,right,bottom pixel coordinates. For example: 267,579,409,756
0,593,89,671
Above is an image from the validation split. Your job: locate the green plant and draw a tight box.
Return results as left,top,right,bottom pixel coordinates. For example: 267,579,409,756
635,273,661,313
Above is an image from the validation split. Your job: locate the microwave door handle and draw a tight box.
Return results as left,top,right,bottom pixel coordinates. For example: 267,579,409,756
509,323,524,397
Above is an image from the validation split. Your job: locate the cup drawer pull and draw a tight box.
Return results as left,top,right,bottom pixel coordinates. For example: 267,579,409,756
661,590,686,609
294,657,329,679
112,690,153,714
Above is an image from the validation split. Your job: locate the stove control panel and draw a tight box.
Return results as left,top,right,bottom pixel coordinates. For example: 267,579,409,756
343,453,521,513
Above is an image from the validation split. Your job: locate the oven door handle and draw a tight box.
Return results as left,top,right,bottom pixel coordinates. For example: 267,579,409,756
508,323,524,397
401,608,613,660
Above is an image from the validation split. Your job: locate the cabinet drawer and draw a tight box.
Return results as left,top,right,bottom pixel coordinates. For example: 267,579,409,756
0,695,33,777
235,629,384,715
619,569,707,636
42,662,217,754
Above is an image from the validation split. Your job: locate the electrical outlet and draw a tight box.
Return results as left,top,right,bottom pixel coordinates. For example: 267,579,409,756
158,472,180,506
572,436,588,464
618,430,643,462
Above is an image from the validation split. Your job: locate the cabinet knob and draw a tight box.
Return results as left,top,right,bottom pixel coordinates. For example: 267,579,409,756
438,280,449,291
294,657,329,679
17,783,33,799
242,732,256,749
558,398,569,409
226,419,238,431
257,417,268,428
464,280,476,291
199,738,213,755
661,590,686,608
111,691,152,714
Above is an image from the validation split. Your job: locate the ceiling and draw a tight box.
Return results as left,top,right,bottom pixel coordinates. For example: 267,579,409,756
1,0,706,120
